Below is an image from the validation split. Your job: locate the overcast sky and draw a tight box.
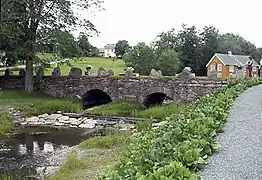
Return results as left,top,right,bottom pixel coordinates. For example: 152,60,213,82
85,0,262,48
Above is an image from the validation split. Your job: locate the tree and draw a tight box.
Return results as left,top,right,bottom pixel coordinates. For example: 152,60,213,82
4,0,103,92
77,32,99,57
198,26,220,75
123,42,156,75
156,50,181,76
115,40,130,58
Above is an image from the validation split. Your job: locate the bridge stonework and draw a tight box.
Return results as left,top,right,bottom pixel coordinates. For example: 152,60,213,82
0,76,228,107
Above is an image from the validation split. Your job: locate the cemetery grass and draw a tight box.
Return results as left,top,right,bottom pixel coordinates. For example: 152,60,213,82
87,101,185,120
49,132,131,180
0,57,126,76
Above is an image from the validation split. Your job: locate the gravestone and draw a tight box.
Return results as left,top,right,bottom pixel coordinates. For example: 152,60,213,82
52,67,61,77
97,66,109,77
125,67,134,79
179,67,193,79
19,69,26,77
69,67,82,78
4,69,13,77
36,67,45,78
85,65,95,76
150,69,162,78
108,69,114,77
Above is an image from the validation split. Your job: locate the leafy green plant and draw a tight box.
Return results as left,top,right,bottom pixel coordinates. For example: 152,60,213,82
101,78,262,179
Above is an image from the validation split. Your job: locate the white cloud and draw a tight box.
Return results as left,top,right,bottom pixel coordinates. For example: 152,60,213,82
84,0,262,48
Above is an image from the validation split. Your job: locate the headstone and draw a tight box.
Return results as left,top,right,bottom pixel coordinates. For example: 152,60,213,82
85,65,95,76
36,67,45,78
69,67,82,78
125,67,134,79
19,69,26,77
157,70,162,76
52,67,61,77
150,69,162,78
108,69,114,77
4,69,13,77
97,66,110,77
179,67,193,79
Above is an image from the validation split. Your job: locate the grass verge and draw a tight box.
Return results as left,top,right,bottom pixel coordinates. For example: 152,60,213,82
88,101,184,119
0,114,14,134
50,132,131,180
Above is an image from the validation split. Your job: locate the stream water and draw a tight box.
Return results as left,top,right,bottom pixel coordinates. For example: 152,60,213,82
0,126,101,179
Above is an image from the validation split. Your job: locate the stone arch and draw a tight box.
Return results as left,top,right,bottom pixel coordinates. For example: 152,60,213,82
140,87,173,108
82,89,112,110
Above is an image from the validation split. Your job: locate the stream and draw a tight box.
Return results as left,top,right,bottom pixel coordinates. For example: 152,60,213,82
0,126,102,179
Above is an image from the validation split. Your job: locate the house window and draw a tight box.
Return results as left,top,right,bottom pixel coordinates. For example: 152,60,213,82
210,64,216,71
229,65,234,73
217,64,222,72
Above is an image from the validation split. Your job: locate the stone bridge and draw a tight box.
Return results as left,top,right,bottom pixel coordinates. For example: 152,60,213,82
0,76,228,109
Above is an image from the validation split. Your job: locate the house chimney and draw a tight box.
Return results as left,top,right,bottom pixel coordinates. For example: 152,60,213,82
228,51,232,56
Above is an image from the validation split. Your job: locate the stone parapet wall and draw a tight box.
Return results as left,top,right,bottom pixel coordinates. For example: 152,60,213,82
0,76,228,103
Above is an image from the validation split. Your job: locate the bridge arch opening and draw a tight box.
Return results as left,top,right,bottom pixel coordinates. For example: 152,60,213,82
82,89,112,110
144,92,170,108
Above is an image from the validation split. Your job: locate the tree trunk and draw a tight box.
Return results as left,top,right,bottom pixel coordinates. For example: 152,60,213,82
25,57,34,92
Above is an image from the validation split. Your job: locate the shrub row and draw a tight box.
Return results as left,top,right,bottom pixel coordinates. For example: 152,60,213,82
101,78,262,179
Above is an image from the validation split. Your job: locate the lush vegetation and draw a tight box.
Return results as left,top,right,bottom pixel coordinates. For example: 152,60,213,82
0,114,14,134
0,90,81,117
88,101,184,119
50,132,131,180
100,78,262,179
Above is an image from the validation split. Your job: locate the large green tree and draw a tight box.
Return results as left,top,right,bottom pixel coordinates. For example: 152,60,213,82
3,0,103,92
115,40,130,58
77,32,99,57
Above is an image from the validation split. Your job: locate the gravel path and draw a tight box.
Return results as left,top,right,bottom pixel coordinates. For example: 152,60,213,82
200,84,262,180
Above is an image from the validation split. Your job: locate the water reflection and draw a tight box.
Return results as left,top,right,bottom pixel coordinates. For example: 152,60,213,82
0,127,96,179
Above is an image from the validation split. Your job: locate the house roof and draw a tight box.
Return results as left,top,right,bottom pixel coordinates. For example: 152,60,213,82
104,44,116,50
206,53,259,67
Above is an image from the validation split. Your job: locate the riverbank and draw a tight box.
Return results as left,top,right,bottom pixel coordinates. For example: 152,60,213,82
49,132,131,180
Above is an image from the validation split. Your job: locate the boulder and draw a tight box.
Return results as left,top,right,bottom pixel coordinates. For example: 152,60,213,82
69,67,82,78
150,69,162,78
125,67,134,79
179,67,193,79
85,65,95,76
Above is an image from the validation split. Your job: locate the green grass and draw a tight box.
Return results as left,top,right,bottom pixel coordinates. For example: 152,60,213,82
0,90,82,117
88,101,184,120
44,57,125,76
0,114,14,133
79,132,131,149
0,57,126,76
50,132,131,180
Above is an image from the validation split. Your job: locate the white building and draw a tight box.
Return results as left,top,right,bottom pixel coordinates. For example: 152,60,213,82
99,44,116,58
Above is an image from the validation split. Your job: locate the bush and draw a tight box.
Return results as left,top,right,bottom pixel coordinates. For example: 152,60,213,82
101,78,262,179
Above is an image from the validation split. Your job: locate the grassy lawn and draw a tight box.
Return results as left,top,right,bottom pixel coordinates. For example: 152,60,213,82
0,56,126,76
87,101,185,120
49,132,131,180
0,90,82,116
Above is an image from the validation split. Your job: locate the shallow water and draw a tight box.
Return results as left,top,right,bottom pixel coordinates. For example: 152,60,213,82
0,126,101,179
